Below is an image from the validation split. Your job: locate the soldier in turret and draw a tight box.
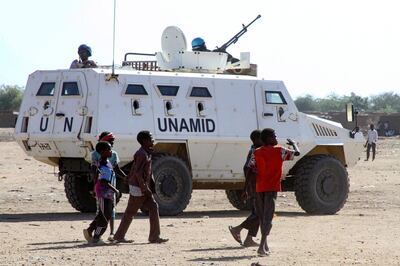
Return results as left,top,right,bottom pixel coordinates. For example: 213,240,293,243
191,37,210,52
70,44,97,69
191,37,238,63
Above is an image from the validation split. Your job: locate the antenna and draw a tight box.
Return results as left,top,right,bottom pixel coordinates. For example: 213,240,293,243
111,0,116,75
106,0,118,82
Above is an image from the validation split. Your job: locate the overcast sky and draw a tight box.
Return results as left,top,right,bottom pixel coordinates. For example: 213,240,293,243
1,0,399,98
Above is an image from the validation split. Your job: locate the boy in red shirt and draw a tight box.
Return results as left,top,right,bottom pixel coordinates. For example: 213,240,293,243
229,129,262,247
254,128,300,256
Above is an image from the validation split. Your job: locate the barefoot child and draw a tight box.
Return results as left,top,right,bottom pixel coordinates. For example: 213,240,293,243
90,132,127,240
229,129,262,247
113,131,168,244
254,128,300,256
84,141,121,243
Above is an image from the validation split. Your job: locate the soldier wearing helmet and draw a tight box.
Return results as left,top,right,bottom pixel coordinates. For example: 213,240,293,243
191,37,239,63
70,44,98,69
191,37,210,52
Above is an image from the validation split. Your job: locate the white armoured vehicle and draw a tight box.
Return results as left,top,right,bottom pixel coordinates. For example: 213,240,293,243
14,23,364,215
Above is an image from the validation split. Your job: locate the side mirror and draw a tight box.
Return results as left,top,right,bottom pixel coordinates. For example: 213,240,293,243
346,103,354,122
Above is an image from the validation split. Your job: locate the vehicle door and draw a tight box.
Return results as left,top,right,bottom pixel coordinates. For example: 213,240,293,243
255,81,299,140
20,71,61,157
52,71,88,157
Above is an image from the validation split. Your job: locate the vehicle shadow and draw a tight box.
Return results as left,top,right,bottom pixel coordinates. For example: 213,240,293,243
27,240,146,251
184,246,258,263
0,210,310,223
188,255,255,262
185,246,245,252
172,210,310,218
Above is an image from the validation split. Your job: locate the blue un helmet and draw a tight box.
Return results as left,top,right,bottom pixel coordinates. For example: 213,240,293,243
78,44,92,56
191,37,206,51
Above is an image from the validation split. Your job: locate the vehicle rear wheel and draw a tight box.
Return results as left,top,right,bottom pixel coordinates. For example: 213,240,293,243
152,155,192,216
226,189,252,210
294,155,349,214
64,173,96,213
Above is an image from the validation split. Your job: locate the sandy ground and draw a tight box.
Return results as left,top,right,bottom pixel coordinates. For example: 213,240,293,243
1,128,400,265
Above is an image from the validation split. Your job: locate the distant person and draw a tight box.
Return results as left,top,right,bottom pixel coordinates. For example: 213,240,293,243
112,131,168,244
350,126,363,139
365,124,378,161
70,44,97,69
84,141,121,244
87,132,127,241
229,129,262,247
254,128,300,256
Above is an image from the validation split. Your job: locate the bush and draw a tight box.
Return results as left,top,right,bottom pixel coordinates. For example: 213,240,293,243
295,92,399,113
0,85,24,111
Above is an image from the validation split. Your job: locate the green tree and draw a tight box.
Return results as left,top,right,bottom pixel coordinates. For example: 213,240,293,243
370,92,400,113
316,94,345,112
294,94,317,111
295,92,371,113
343,92,369,112
0,85,24,111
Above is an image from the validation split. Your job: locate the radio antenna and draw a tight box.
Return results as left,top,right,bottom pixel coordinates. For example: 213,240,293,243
111,0,116,76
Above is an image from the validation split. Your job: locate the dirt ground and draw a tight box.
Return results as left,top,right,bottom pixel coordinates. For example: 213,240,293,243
1,128,400,265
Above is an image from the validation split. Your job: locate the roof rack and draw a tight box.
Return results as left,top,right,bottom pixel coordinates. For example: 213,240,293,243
122,52,160,71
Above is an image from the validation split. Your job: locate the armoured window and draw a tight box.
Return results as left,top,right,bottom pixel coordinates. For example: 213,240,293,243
157,85,179,96
265,91,287,104
37,82,56,96
190,87,212,97
62,82,80,96
125,84,148,95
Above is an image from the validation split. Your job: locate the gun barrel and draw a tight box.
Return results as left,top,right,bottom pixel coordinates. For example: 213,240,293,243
217,15,261,52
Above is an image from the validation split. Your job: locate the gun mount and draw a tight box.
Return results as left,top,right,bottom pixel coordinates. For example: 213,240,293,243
122,17,261,76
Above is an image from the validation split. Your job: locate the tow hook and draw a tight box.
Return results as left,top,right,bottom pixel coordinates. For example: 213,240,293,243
57,171,65,182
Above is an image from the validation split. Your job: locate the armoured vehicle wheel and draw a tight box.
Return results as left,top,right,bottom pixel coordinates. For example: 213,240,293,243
225,189,252,210
294,155,349,214
152,155,192,216
64,173,96,213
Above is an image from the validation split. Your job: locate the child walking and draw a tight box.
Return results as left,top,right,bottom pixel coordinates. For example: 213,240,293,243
254,128,300,256
229,129,262,247
113,131,168,244
90,132,127,240
84,141,121,244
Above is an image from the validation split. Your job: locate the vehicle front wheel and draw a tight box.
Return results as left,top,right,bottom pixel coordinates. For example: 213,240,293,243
294,155,349,214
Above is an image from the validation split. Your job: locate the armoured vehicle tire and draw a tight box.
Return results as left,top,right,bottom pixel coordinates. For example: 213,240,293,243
225,189,252,210
152,155,192,216
64,173,96,213
294,155,349,214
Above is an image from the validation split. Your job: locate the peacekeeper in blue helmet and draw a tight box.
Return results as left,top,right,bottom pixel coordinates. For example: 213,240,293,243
191,37,239,63
70,44,98,69
191,37,210,52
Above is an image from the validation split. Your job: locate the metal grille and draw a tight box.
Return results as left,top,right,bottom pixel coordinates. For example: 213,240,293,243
122,60,160,71
312,123,338,137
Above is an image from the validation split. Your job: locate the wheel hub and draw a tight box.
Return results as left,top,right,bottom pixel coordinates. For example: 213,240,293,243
160,173,178,197
322,176,335,194
317,170,337,201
